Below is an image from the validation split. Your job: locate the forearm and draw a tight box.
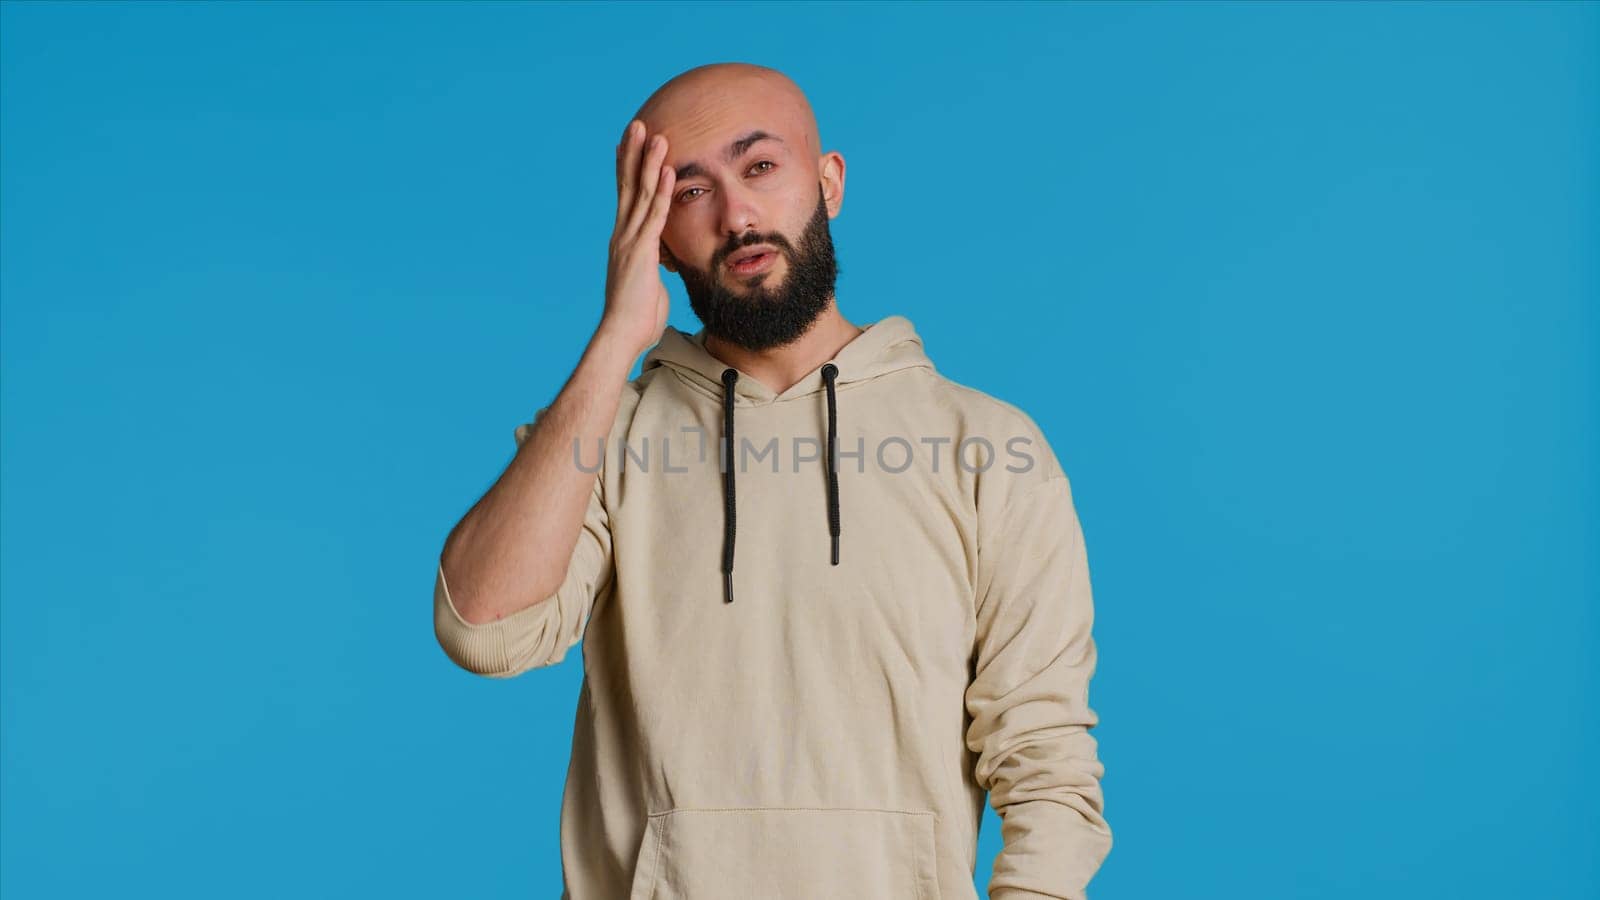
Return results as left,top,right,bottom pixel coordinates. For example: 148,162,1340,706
441,321,637,625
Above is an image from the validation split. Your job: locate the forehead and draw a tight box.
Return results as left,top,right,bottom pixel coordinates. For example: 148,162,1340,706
644,84,804,172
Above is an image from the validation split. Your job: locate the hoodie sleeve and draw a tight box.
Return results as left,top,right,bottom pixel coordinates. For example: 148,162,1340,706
433,411,615,678
966,474,1112,899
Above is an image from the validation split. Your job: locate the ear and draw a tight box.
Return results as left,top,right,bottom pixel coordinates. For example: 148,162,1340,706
820,150,846,218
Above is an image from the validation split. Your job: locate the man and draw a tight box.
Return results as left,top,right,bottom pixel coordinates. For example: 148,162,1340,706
434,62,1112,899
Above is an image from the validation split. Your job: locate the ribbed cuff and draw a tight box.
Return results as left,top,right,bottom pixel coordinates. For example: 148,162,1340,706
432,562,514,677
990,888,1081,900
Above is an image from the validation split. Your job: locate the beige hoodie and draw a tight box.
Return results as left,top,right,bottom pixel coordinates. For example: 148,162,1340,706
434,314,1112,899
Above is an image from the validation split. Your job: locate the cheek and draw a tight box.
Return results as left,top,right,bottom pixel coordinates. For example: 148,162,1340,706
661,223,711,269
662,207,703,245
775,190,817,236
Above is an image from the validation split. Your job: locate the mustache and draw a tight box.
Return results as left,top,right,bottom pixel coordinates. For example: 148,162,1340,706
717,236,790,267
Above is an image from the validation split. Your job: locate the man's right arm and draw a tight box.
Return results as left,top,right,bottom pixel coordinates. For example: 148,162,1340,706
433,324,637,676
433,116,677,677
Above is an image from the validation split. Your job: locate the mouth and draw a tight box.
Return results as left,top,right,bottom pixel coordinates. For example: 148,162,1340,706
726,247,778,275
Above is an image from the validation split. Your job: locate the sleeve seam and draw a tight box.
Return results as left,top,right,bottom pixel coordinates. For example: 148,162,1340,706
976,474,1071,561
971,474,1082,625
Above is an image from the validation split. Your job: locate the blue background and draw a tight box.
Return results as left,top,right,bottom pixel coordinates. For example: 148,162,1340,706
2,1,1595,897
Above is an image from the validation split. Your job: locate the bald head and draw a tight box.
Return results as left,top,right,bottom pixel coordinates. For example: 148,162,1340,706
634,63,822,160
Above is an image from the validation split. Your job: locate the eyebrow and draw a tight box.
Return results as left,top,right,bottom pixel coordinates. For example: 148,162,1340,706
674,130,785,181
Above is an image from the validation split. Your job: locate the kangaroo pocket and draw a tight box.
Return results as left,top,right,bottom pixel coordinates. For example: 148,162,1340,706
627,806,940,900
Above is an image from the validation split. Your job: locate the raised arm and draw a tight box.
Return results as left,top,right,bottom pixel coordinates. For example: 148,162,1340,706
433,117,677,676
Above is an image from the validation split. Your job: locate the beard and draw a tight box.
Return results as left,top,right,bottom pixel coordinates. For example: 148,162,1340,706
669,186,840,352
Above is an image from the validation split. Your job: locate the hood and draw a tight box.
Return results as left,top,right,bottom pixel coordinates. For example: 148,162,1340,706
638,315,936,603
640,314,934,405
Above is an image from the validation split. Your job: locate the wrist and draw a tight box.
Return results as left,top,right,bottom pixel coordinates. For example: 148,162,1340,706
589,319,645,373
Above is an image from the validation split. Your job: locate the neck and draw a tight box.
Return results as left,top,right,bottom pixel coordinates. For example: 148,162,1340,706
702,302,863,396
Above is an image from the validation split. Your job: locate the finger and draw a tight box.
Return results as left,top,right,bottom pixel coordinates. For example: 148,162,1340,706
615,120,642,224
615,120,644,226
624,134,668,240
615,119,638,191
642,164,674,241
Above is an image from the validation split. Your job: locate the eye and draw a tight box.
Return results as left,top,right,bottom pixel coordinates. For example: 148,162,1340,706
675,162,777,203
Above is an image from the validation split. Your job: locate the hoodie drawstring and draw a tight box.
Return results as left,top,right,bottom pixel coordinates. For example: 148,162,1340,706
821,363,841,566
721,368,739,604
719,363,843,605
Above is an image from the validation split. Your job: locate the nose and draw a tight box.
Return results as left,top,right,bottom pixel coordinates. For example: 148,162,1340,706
716,178,762,243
